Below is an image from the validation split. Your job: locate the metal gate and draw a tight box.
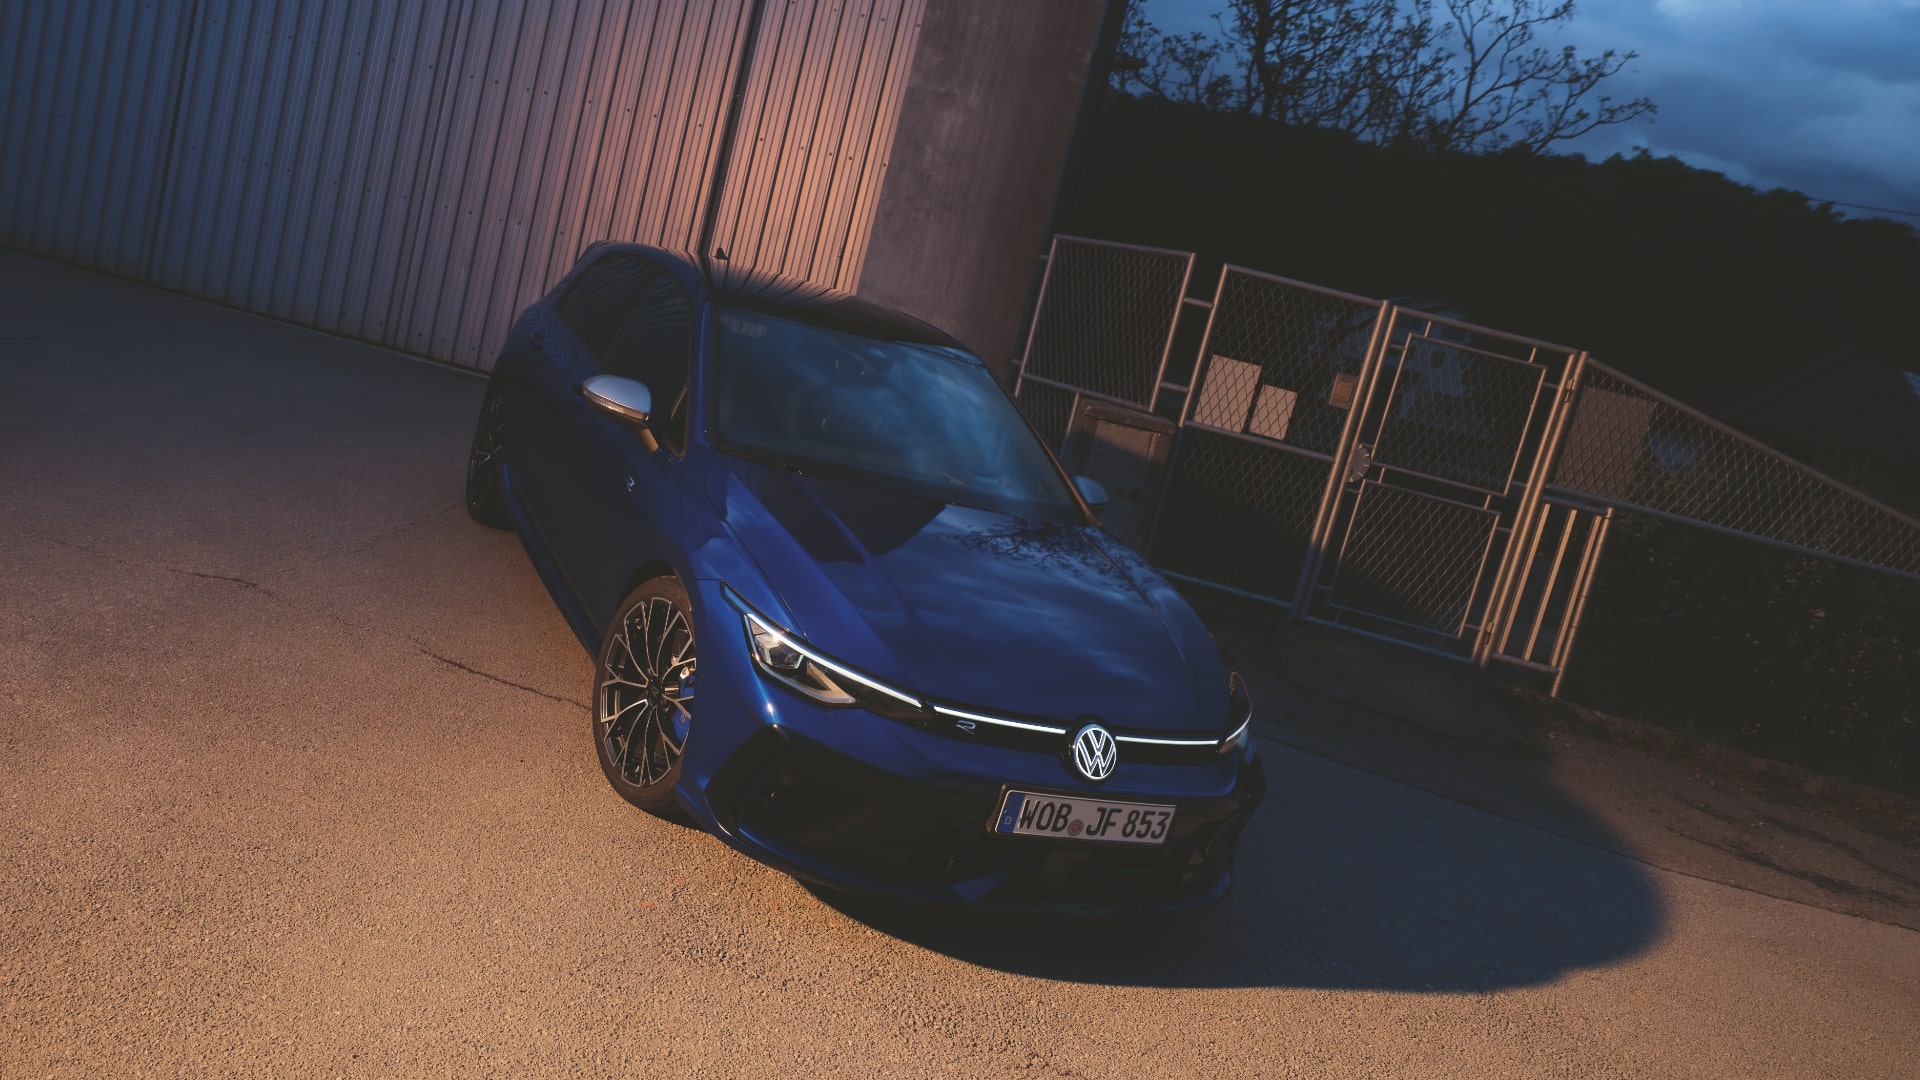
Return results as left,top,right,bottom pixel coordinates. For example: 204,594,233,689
1010,237,1594,675
1297,308,1585,662
1010,234,1920,689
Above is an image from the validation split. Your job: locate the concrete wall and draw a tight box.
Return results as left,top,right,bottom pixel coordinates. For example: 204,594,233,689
855,0,1115,372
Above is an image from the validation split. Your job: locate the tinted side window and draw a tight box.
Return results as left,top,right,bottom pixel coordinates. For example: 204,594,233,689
555,254,652,358
604,275,692,451
554,254,694,452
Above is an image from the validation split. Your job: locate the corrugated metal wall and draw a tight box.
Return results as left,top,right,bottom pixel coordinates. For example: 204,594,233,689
0,0,924,370
0,0,197,277
705,0,925,292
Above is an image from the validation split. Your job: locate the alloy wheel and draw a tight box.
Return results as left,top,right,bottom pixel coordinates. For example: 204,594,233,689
598,595,696,788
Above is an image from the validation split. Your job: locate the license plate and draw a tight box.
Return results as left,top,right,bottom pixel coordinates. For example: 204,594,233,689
993,790,1175,845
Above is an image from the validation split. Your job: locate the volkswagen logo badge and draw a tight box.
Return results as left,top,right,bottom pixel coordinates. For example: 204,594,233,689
1068,722,1118,783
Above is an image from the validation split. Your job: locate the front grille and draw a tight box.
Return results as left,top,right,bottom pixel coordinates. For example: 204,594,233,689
713,731,1259,909
897,702,1228,766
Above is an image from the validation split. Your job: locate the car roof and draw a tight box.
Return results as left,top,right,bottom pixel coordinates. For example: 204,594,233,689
582,241,966,351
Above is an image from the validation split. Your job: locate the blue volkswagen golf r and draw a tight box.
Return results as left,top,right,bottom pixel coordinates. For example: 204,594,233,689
466,242,1264,913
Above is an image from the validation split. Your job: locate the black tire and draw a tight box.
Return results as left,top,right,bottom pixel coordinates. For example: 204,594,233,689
465,374,513,529
593,577,697,813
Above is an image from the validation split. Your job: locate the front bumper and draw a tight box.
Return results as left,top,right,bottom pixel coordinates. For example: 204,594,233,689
701,724,1266,914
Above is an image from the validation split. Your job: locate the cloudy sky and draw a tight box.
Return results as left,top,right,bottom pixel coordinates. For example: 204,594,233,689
1141,0,1920,222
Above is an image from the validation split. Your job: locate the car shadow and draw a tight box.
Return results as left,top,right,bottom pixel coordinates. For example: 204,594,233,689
813,745,1666,991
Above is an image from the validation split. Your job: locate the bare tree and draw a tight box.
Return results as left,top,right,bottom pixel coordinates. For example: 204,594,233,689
1113,0,1655,154
1112,4,1235,110
1417,0,1658,152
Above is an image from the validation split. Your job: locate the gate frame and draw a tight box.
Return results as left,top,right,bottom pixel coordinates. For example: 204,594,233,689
1009,235,1631,691
1474,348,1589,665
1291,304,1587,668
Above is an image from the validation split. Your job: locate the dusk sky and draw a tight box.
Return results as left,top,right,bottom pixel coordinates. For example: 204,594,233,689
1140,0,1920,222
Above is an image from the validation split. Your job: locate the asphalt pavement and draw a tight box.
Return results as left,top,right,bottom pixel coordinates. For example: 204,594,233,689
4,251,1918,1077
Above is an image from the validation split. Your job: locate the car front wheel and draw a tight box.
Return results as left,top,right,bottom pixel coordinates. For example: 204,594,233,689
593,577,697,813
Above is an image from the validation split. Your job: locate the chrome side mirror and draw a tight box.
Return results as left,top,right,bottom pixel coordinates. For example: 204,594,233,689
581,374,658,452
1074,475,1110,512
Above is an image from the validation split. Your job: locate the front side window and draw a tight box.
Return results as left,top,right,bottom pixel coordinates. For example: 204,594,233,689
713,305,1083,523
556,254,692,452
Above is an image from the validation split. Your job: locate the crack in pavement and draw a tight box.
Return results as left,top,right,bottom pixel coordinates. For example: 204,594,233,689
21,525,266,590
17,520,584,712
270,499,467,575
176,568,263,589
417,647,587,709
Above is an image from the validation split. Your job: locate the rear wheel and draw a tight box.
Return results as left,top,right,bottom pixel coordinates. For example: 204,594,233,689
465,375,512,529
594,577,697,813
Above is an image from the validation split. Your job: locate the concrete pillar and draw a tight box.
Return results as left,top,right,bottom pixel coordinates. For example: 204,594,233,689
854,0,1114,373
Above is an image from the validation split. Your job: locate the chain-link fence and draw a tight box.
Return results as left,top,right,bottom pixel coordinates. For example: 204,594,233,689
1148,427,1336,602
1325,483,1503,637
1147,268,1387,606
1013,379,1077,454
1550,361,1920,578
1182,269,1383,454
1015,235,1193,411
1370,335,1550,495
1294,308,1585,659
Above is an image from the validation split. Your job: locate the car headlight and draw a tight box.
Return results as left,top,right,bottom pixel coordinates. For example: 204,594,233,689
1219,666,1254,757
725,586,923,716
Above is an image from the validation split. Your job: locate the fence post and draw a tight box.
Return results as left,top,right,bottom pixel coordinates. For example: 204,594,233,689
1289,300,1397,616
1476,350,1588,665
1142,264,1228,558
1011,237,1061,399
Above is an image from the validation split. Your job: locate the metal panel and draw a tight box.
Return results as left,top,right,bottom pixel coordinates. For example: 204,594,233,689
394,0,754,366
1,0,929,369
134,0,753,369
0,0,194,275
328,0,462,344
706,0,926,292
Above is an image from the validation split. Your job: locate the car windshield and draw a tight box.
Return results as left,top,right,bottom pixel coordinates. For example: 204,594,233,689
713,304,1083,523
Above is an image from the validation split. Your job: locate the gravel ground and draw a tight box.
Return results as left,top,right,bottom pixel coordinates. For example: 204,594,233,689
4,251,1918,1077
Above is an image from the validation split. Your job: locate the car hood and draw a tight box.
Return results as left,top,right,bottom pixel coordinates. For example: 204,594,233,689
712,457,1230,732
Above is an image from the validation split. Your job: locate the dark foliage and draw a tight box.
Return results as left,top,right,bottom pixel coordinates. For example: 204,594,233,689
1568,497,1919,798
1061,96,1920,399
